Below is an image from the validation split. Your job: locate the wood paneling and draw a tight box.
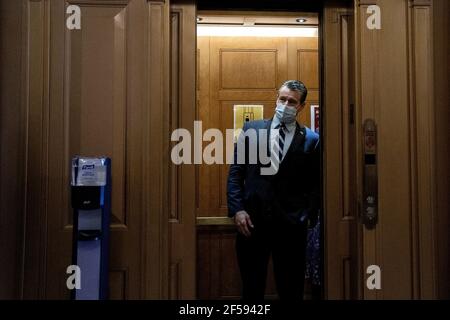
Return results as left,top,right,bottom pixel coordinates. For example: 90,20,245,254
356,1,378,300
298,49,319,90
433,0,450,299
109,269,127,300
7,0,447,301
22,0,51,298
354,0,444,299
197,226,277,299
67,3,127,226
377,0,449,300
50,0,134,299
220,50,278,89
0,0,26,299
142,0,170,299
358,0,414,300
408,0,438,298
169,0,197,299
21,0,171,299
323,4,358,299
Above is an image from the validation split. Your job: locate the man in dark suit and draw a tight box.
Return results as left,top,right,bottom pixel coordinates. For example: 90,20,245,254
227,80,320,300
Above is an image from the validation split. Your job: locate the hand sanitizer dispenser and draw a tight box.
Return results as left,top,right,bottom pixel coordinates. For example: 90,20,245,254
71,157,111,300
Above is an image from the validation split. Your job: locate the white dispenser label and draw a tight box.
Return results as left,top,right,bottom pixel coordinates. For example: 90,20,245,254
72,158,107,186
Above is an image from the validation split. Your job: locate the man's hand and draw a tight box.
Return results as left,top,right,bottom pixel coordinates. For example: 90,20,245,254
234,210,254,237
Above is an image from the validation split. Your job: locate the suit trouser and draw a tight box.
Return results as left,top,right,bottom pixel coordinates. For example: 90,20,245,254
236,218,307,300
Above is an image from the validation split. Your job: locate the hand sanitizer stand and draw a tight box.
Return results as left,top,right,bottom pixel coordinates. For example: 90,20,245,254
71,157,111,300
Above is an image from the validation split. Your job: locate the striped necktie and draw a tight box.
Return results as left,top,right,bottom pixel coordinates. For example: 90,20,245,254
275,122,286,162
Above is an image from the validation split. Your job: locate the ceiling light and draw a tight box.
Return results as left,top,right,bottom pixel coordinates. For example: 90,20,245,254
197,17,203,22
296,18,307,23
197,26,318,37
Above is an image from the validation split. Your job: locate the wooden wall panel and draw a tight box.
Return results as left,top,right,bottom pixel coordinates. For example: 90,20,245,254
409,0,435,298
220,50,278,89
46,1,135,299
356,1,379,300
323,4,358,299
0,0,26,299
109,269,127,300
197,37,212,215
67,4,127,225
298,49,319,90
297,47,320,134
142,0,170,299
354,0,445,299
169,0,197,299
43,0,137,299
22,0,51,299
433,0,450,299
408,0,446,298
197,226,277,299
358,0,415,299
20,0,171,299
7,0,446,301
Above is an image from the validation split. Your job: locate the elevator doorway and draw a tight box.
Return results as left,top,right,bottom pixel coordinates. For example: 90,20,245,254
172,4,359,299
196,12,321,299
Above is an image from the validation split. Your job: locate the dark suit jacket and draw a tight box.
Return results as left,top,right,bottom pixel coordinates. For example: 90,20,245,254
227,118,320,226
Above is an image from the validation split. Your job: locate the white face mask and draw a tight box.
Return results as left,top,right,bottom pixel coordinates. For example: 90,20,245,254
275,103,297,124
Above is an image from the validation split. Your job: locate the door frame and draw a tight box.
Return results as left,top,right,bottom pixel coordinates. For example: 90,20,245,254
173,0,362,299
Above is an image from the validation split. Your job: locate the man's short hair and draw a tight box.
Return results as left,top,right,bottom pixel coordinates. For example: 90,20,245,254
280,80,308,104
